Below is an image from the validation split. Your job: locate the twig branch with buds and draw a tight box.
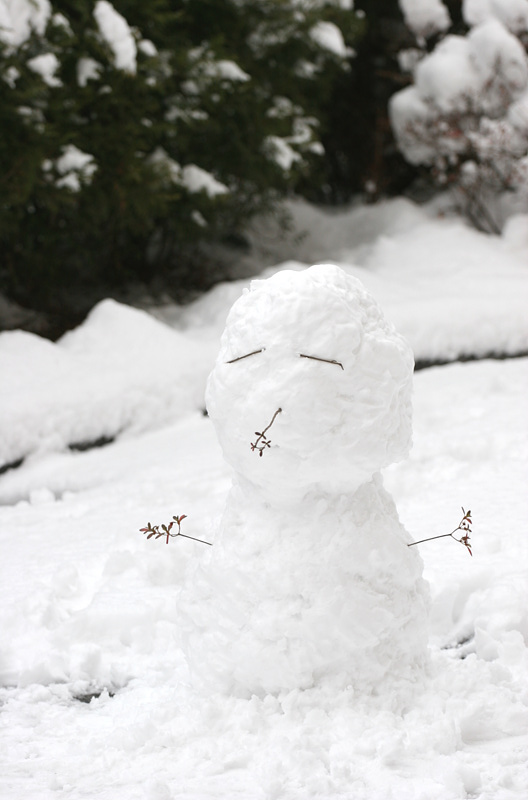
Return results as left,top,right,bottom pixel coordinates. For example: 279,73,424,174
408,508,472,556
140,515,212,546
251,407,282,456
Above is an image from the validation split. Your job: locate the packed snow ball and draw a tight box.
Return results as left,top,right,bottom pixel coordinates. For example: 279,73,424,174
206,263,415,503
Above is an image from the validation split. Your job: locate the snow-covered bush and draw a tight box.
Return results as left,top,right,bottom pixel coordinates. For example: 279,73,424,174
390,0,528,231
0,0,362,322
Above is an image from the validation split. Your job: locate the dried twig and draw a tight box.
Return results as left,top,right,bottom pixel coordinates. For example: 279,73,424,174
299,354,344,370
226,349,265,363
408,508,472,556
251,407,282,456
140,515,212,546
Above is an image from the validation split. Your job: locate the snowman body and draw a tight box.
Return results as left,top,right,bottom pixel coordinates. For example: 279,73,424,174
186,264,429,696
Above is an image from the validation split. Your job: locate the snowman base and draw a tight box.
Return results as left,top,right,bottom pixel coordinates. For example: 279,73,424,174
183,474,429,699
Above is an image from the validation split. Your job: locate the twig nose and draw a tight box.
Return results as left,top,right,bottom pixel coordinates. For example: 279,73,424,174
250,408,282,456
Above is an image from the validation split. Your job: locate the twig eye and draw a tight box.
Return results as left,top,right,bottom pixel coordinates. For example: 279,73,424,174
226,348,265,364
299,353,344,370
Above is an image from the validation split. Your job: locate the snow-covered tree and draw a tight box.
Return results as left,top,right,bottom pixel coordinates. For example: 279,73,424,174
390,0,528,231
0,0,362,322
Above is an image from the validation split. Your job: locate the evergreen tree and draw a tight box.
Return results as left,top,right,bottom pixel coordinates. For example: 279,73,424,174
0,0,363,327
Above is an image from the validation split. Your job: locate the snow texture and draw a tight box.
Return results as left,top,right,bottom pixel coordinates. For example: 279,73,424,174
0,201,527,800
207,265,414,502
184,265,429,696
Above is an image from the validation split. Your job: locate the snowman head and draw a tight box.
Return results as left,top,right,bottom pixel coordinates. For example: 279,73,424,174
206,264,414,503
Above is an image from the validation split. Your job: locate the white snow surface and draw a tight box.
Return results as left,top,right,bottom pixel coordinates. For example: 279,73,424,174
1,200,527,799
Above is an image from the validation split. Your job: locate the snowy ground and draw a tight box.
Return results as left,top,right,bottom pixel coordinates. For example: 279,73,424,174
1,199,527,799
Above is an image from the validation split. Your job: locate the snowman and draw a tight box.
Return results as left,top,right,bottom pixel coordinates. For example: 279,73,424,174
184,264,429,697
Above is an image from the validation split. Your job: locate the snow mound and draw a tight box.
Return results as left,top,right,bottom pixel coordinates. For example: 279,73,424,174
0,299,215,469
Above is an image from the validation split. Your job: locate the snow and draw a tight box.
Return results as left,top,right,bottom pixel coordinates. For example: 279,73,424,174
2,198,526,473
203,59,250,82
138,39,158,58
191,265,428,697
148,147,183,185
468,19,528,106
399,0,451,38
93,0,137,75
181,165,229,197
264,135,302,170
53,145,98,192
413,35,480,113
464,0,528,33
309,21,349,58
26,52,61,87
1,200,527,799
390,14,528,191
0,299,215,470
77,57,102,88
0,0,50,47
145,153,229,198
509,89,528,133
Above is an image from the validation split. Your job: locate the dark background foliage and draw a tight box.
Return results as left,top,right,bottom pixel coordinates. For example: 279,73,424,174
0,1,432,336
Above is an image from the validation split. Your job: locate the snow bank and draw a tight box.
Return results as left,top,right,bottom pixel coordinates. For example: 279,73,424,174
168,199,528,363
0,300,216,469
